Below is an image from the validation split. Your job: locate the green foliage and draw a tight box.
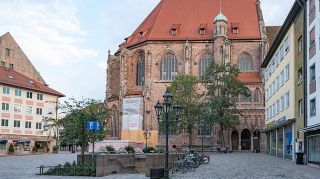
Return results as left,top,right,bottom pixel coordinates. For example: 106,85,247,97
142,146,156,153
53,146,59,152
168,74,204,148
8,143,14,153
32,146,37,152
124,145,135,153
57,98,112,163
43,161,95,176
202,62,249,147
105,145,115,153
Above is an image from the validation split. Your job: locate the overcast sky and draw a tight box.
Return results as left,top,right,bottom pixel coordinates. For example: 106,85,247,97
0,0,295,101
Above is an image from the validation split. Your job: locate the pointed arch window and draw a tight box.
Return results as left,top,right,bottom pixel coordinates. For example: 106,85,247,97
254,88,261,102
239,53,253,71
199,52,213,76
160,52,178,80
136,52,145,86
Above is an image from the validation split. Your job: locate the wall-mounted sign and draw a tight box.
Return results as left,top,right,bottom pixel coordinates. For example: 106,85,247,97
266,116,287,128
122,98,143,130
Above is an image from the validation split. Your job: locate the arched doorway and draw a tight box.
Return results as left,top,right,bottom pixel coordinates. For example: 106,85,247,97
241,129,251,150
231,131,239,150
253,130,261,152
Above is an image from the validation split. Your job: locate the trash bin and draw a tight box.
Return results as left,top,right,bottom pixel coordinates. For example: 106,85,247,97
150,168,164,179
296,152,304,165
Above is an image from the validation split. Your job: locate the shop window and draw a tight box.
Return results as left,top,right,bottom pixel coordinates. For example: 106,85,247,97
1,119,9,127
0,141,7,151
2,86,10,94
308,135,320,163
277,128,284,157
0,61,5,66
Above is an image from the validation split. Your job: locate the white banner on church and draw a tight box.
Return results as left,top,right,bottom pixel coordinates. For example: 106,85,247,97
122,98,143,130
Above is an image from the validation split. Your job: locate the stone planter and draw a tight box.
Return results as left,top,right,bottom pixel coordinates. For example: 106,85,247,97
145,153,179,177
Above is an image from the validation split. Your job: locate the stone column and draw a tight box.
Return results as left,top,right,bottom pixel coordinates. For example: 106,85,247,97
238,130,241,150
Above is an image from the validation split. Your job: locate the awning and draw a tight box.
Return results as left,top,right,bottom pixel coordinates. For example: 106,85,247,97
262,118,295,133
13,140,30,143
0,140,7,143
299,123,320,133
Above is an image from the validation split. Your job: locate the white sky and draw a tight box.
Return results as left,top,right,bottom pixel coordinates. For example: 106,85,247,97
0,0,295,101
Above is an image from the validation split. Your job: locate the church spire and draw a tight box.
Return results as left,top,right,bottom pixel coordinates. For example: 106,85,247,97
214,0,227,23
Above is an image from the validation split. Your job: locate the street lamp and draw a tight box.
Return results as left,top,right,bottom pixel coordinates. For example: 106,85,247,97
143,129,151,148
199,117,205,154
154,89,181,179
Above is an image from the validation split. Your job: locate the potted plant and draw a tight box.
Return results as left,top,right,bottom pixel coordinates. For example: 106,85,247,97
124,145,135,153
52,146,59,153
8,143,14,155
105,145,115,154
32,146,37,153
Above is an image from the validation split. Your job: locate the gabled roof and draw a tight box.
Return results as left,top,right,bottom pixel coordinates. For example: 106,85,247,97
120,0,261,50
0,66,64,97
266,26,281,46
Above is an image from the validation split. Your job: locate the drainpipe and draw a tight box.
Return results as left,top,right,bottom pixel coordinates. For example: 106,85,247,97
297,0,308,165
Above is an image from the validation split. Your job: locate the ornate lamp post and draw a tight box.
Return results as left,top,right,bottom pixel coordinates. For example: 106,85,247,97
154,89,181,179
143,129,151,148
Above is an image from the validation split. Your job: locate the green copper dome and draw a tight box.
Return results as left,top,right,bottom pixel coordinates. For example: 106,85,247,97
214,12,228,22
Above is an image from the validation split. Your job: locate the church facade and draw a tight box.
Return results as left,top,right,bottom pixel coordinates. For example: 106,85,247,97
106,0,269,151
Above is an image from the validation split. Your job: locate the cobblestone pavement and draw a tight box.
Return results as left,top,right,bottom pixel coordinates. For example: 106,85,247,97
172,152,320,179
0,152,320,179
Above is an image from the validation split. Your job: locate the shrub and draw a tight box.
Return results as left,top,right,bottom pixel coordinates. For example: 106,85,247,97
43,161,95,176
124,145,135,153
53,146,59,152
143,146,155,153
8,143,14,153
32,146,37,152
105,145,115,153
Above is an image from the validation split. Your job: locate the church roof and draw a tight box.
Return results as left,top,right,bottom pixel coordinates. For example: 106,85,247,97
120,0,261,49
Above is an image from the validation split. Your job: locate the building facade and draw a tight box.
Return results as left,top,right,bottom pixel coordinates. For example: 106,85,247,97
106,0,268,151
261,2,304,162
304,0,320,165
0,33,64,155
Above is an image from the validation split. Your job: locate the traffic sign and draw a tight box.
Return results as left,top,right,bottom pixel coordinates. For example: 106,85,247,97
86,120,101,131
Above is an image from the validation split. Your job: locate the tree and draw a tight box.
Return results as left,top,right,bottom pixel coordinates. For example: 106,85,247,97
168,74,204,148
57,98,111,163
202,62,250,148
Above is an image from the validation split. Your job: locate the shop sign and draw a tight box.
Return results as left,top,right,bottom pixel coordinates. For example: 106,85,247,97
0,134,48,141
266,116,286,129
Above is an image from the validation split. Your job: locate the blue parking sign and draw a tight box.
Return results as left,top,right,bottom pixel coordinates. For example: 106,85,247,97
86,120,101,131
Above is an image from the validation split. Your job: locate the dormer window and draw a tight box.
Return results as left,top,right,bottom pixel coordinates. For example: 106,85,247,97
138,31,143,39
171,24,180,35
231,23,239,34
171,28,177,35
199,24,207,35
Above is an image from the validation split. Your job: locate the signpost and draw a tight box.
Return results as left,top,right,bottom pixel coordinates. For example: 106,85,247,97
85,119,101,173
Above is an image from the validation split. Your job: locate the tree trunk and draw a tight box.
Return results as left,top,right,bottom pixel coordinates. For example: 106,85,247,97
81,119,86,164
220,124,225,148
